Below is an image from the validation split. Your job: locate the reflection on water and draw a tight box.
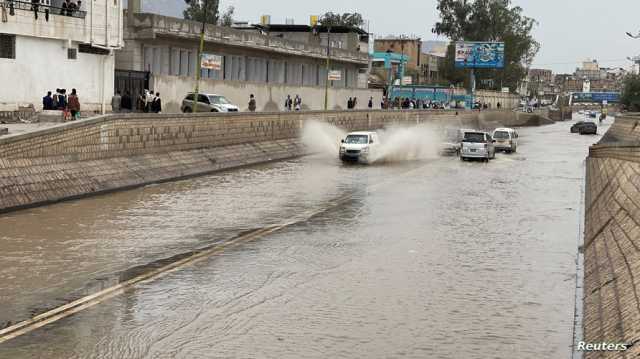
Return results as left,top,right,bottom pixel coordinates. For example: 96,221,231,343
0,120,607,358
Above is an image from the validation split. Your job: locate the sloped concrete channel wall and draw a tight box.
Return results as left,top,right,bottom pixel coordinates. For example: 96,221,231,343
0,110,547,213
584,114,640,358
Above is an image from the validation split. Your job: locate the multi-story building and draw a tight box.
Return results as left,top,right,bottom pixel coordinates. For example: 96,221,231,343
374,36,422,72
528,69,554,84
116,2,377,112
373,37,446,85
0,0,123,112
575,59,607,81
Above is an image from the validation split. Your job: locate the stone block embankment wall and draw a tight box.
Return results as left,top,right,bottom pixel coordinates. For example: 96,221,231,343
0,109,545,213
583,114,640,358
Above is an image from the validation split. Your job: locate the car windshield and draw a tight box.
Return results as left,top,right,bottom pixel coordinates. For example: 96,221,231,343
493,131,510,139
344,135,369,144
463,133,486,143
209,96,230,105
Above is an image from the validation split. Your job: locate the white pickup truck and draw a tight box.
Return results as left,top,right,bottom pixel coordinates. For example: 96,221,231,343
339,131,380,164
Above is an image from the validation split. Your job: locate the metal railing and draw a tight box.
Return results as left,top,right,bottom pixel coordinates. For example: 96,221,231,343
4,0,87,19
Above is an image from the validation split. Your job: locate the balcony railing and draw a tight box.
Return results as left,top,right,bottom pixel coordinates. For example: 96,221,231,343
5,0,87,19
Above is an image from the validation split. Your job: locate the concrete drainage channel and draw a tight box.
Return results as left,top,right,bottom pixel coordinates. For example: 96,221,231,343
0,161,431,344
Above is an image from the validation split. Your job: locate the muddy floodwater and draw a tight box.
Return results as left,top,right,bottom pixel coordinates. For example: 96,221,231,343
0,119,606,358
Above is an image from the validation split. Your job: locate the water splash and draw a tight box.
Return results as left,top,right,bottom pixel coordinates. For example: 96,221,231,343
371,124,441,163
301,120,347,158
302,121,442,163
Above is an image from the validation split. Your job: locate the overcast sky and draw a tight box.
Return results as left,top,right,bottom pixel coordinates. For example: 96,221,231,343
143,0,640,74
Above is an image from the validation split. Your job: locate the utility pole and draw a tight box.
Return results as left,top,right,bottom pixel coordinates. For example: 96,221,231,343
193,0,210,112
324,25,332,110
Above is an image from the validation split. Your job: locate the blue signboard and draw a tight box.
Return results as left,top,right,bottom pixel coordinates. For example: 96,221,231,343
455,42,505,69
571,92,620,104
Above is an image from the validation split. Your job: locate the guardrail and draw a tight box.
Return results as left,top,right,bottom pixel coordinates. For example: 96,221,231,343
5,0,87,19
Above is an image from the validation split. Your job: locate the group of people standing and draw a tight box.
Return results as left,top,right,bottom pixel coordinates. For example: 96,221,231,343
284,95,302,111
111,90,161,113
42,88,81,121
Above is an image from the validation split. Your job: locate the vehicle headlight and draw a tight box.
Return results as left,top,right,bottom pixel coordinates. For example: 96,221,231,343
361,147,369,153
339,147,346,153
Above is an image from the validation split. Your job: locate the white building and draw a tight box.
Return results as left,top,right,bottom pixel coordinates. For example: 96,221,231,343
0,0,123,113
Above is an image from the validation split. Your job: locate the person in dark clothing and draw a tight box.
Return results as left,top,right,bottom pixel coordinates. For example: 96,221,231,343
284,95,292,111
368,97,373,109
42,91,54,110
57,89,67,110
347,97,353,109
248,94,256,112
121,91,132,111
152,92,162,113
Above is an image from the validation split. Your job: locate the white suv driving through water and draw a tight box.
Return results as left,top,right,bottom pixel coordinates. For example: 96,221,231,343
460,131,495,162
492,128,518,153
339,131,380,164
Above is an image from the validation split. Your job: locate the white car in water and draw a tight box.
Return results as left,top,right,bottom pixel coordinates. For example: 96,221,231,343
339,131,380,164
492,128,518,153
460,131,496,162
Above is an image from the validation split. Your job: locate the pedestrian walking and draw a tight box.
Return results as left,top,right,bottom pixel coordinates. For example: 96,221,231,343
294,95,302,111
368,97,373,109
285,95,292,111
248,94,256,112
67,88,81,120
111,90,122,113
347,97,353,109
42,91,54,110
151,92,162,113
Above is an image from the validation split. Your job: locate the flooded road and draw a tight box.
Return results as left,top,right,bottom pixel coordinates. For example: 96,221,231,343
0,118,606,358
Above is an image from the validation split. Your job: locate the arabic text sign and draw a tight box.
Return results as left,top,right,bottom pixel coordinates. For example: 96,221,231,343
455,42,505,69
328,70,342,81
201,53,223,71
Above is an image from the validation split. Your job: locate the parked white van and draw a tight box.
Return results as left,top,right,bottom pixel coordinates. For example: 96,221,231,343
339,131,380,164
492,128,518,153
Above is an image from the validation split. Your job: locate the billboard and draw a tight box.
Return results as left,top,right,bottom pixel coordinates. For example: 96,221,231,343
571,92,620,104
455,42,505,69
201,53,222,70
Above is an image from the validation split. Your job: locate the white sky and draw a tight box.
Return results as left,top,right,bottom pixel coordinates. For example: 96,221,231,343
212,0,640,73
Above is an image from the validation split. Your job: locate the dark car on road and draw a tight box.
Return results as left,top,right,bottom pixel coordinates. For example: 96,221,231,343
571,121,597,135
570,121,585,133
578,122,597,135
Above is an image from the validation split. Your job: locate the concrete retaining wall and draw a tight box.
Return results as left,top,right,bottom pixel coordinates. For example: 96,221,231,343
583,114,640,357
151,75,384,113
0,109,548,213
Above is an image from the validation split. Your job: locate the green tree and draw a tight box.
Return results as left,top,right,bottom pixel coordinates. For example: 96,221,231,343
220,6,235,27
621,75,640,111
183,0,220,24
432,0,539,92
319,12,364,28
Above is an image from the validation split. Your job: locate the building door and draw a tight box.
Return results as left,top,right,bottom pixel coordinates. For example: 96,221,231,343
115,70,149,106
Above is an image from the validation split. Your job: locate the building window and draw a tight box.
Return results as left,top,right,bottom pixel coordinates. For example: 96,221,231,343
0,34,16,59
67,48,77,60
